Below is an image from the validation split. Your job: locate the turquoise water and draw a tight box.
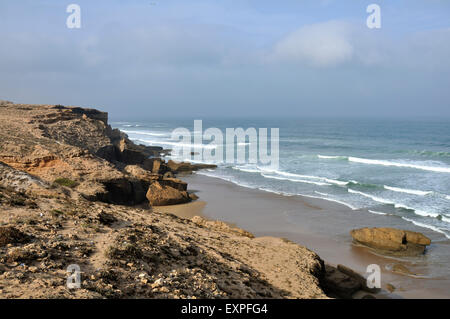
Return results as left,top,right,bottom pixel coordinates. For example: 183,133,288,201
112,118,450,239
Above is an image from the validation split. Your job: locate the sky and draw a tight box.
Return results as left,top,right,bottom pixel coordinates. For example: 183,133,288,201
1,0,450,119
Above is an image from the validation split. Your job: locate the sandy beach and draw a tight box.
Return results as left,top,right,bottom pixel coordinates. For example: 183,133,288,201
158,173,450,299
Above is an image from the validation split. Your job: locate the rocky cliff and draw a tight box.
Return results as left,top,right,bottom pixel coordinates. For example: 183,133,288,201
0,101,202,206
0,101,328,299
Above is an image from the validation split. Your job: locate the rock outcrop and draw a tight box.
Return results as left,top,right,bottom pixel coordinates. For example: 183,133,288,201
0,162,328,299
0,101,212,206
321,264,378,299
146,181,190,206
350,227,431,256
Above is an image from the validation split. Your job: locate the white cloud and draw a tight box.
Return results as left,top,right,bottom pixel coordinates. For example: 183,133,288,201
271,21,354,67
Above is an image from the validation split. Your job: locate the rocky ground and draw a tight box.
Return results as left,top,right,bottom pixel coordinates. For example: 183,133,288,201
0,101,331,299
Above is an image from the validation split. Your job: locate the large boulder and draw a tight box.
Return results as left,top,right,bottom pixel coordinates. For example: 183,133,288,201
321,264,361,299
124,165,159,183
159,177,188,191
350,227,431,256
117,139,148,165
146,181,190,206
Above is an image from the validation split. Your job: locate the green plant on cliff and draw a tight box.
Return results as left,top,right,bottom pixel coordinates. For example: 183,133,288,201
53,177,78,188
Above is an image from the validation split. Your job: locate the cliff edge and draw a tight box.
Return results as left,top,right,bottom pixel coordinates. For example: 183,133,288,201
0,101,327,299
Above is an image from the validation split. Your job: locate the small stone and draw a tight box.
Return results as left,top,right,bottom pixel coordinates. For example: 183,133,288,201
386,283,396,292
151,278,164,288
392,263,415,276
29,266,38,273
159,286,169,293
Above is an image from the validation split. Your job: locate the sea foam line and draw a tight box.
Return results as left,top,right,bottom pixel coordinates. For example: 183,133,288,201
349,157,450,173
383,185,432,196
348,189,443,219
197,170,358,209
348,189,395,205
368,210,388,215
318,155,347,160
136,138,217,149
261,173,331,186
234,166,348,186
402,217,450,239
318,154,450,173
313,191,358,210
122,130,169,137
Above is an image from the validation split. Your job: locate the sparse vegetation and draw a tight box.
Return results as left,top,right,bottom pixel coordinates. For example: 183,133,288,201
53,177,78,188
51,209,65,218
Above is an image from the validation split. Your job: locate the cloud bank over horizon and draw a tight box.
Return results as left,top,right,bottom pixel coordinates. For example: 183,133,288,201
1,0,450,118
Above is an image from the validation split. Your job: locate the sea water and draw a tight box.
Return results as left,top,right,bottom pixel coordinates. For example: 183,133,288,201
112,118,450,240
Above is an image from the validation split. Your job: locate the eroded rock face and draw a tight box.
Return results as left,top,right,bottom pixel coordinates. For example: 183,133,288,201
159,177,187,191
146,181,190,206
167,160,217,173
321,265,361,299
350,227,431,256
0,102,166,206
0,101,218,207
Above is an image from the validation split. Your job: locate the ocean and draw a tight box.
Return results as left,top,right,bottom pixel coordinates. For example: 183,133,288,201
111,118,450,240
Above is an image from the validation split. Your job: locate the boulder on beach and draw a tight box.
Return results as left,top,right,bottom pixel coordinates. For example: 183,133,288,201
159,177,188,191
146,181,190,206
350,227,431,256
321,264,361,299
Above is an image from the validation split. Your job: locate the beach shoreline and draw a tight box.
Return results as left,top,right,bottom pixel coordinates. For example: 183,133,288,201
157,173,450,299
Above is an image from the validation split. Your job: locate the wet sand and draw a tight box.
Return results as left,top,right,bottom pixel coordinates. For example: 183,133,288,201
172,173,450,299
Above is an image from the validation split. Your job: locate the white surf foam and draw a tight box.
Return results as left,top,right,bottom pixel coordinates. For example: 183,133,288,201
383,185,432,196
317,155,346,159
347,189,441,219
257,187,294,196
137,138,217,149
348,156,450,173
257,168,348,186
319,154,450,173
313,191,358,210
393,203,440,218
441,216,450,223
233,166,349,186
196,171,254,189
232,166,260,174
261,173,331,186
402,217,450,239
122,130,169,137
348,189,395,205
368,210,388,215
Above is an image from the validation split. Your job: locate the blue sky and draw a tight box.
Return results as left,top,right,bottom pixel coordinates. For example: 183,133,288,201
1,0,450,118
